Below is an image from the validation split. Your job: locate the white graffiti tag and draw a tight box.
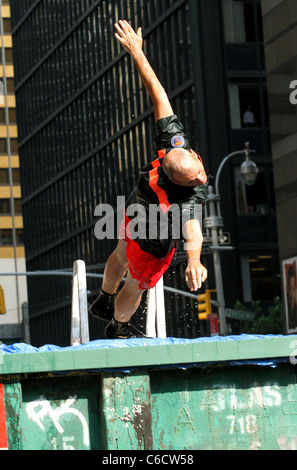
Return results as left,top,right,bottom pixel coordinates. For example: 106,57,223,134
26,396,90,448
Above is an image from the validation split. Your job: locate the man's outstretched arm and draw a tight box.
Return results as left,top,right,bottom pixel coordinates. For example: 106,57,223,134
115,20,173,122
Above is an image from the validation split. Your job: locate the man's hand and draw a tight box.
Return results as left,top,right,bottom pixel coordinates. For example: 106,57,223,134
115,20,143,55
183,219,207,291
185,259,208,292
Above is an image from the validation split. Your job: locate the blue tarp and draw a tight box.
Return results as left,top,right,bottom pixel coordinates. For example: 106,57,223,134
1,334,295,369
1,333,286,354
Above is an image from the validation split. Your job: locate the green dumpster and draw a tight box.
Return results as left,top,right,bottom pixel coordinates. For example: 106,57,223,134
1,334,297,450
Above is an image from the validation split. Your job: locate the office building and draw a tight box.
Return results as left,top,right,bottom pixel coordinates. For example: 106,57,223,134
10,0,280,345
0,0,28,344
261,0,297,332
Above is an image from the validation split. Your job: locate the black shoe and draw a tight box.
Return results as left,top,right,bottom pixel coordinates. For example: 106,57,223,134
105,318,146,339
89,290,118,323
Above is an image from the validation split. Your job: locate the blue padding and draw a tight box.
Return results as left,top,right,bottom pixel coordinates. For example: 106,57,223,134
2,333,286,355
1,333,293,370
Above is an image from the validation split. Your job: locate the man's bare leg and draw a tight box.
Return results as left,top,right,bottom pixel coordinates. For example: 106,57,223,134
114,271,145,323
102,239,129,295
90,238,145,331
89,239,128,322
101,240,147,338
105,270,146,338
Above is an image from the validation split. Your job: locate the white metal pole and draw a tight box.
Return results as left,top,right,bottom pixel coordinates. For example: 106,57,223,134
77,260,89,344
155,277,167,339
146,287,157,338
146,277,167,339
71,260,89,346
207,191,227,336
71,263,80,346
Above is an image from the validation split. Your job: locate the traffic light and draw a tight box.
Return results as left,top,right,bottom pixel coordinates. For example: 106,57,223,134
0,286,6,314
198,290,212,321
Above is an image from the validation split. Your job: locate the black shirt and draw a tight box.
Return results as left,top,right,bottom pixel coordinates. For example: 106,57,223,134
126,115,208,258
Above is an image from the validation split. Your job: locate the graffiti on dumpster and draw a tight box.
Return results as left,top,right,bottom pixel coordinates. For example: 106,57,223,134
199,382,297,450
26,395,90,449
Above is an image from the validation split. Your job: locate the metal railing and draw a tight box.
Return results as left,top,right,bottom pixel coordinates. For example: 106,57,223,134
0,262,199,344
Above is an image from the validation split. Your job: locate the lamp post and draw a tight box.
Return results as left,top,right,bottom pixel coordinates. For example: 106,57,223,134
204,143,259,336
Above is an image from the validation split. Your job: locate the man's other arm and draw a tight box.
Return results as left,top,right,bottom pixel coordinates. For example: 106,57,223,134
183,219,208,292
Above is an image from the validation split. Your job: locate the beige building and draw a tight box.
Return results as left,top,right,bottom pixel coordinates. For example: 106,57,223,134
261,0,297,332
0,0,28,343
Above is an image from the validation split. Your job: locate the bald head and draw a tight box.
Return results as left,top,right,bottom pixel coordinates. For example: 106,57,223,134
163,148,207,187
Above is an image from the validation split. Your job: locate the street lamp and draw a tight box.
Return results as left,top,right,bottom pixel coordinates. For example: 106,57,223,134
240,157,259,187
204,142,259,336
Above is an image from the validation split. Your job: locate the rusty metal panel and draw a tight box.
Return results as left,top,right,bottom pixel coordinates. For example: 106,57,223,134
4,376,102,450
2,364,297,450
2,336,297,450
101,372,153,450
150,364,297,450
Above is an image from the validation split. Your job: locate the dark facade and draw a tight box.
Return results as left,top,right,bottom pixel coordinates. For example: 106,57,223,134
10,0,280,346
220,0,280,309
261,0,297,333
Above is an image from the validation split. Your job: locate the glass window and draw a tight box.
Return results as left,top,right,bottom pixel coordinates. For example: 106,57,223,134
3,19,11,34
6,78,15,94
0,199,10,214
0,139,6,153
0,228,24,246
0,109,17,124
223,0,263,43
9,109,17,123
14,198,22,214
0,229,12,246
228,79,269,128
16,229,24,244
0,169,21,185
5,49,13,64
0,139,18,154
248,252,281,301
0,169,9,184
12,168,20,184
0,198,22,214
241,252,281,302
10,139,18,154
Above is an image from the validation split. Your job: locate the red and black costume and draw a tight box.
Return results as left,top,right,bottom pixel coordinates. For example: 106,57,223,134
120,115,208,289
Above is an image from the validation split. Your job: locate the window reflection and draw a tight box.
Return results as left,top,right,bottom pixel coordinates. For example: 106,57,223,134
228,79,269,129
223,0,264,44
241,252,281,302
235,165,275,216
